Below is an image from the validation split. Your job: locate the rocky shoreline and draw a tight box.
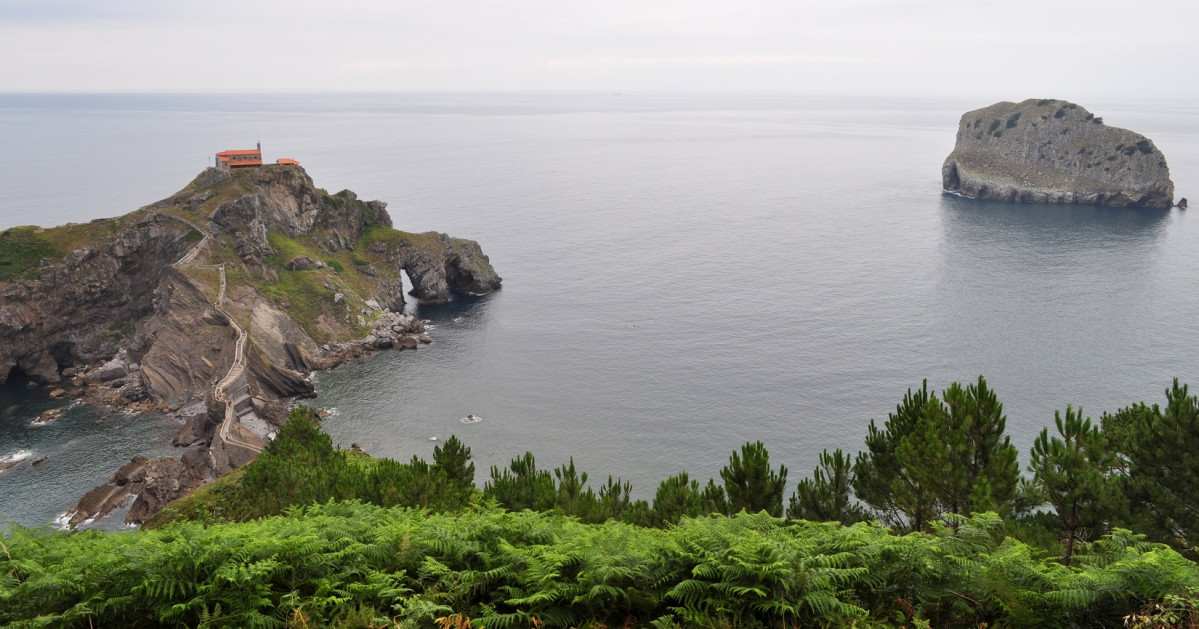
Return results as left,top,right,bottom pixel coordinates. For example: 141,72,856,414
0,164,501,526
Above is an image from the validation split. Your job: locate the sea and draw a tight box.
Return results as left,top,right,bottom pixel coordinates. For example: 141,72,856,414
1,93,1197,529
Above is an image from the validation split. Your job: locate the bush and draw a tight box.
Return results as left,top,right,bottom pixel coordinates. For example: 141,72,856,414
325,259,345,273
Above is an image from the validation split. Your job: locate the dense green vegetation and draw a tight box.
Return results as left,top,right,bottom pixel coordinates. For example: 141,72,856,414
0,227,57,281
5,378,1199,627
147,408,476,526
6,505,1199,628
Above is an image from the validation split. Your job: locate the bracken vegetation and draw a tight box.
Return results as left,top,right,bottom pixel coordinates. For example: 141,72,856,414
4,378,1199,627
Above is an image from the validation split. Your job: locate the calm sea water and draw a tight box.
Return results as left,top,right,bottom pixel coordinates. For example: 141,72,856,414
2,93,1197,527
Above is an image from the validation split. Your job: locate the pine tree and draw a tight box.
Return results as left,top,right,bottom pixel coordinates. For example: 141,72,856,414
853,380,939,531
1103,379,1199,558
720,441,788,516
433,435,476,507
653,472,706,525
1029,406,1117,565
553,457,589,516
593,475,633,522
787,448,864,523
483,451,556,511
947,377,1020,516
702,478,727,515
853,377,1020,532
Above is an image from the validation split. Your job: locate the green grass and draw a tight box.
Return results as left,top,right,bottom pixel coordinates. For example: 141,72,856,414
260,271,338,342
265,231,312,261
36,219,121,255
357,225,442,252
0,218,132,281
0,227,57,281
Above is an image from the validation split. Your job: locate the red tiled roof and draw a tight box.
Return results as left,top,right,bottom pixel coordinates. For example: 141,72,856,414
216,149,262,157
276,158,300,165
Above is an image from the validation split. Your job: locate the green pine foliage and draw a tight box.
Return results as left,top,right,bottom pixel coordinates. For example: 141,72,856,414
652,472,706,526
853,376,1020,532
1104,379,1199,559
719,440,788,516
787,448,865,523
1029,405,1119,565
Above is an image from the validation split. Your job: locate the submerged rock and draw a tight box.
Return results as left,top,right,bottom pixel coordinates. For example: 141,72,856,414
32,407,65,425
942,99,1174,208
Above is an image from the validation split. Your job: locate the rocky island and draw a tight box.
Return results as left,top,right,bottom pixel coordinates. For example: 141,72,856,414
942,99,1175,208
0,163,500,524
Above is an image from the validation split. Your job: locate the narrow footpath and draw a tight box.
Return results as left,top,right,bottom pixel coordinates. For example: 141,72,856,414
161,213,263,459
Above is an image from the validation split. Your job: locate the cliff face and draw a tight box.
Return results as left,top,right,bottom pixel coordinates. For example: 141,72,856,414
0,214,195,386
3,164,501,526
942,99,1174,208
0,165,501,407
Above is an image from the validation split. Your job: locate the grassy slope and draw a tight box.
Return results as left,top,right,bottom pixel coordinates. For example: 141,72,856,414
0,219,148,282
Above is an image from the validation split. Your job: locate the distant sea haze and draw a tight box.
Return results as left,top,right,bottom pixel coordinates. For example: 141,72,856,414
1,93,1197,527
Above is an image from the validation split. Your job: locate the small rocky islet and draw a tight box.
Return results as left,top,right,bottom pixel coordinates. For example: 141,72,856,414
942,98,1177,208
0,162,500,525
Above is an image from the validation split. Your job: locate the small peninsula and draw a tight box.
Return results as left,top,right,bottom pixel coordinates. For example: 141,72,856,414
0,160,500,524
942,99,1175,208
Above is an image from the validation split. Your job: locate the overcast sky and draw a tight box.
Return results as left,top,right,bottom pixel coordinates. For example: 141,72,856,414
2,0,1195,98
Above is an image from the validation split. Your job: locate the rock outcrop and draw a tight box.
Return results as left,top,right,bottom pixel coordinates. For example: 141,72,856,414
2,164,501,525
1,164,500,398
65,447,215,527
0,213,197,386
942,99,1174,208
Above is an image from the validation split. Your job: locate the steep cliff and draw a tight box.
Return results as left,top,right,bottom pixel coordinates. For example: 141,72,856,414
1,165,500,400
0,215,197,386
2,164,501,525
942,99,1174,208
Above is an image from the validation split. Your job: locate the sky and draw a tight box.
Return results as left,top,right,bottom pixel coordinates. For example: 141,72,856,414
1,0,1196,98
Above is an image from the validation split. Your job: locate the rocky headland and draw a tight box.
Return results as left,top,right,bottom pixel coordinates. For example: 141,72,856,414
942,99,1175,208
0,164,500,525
